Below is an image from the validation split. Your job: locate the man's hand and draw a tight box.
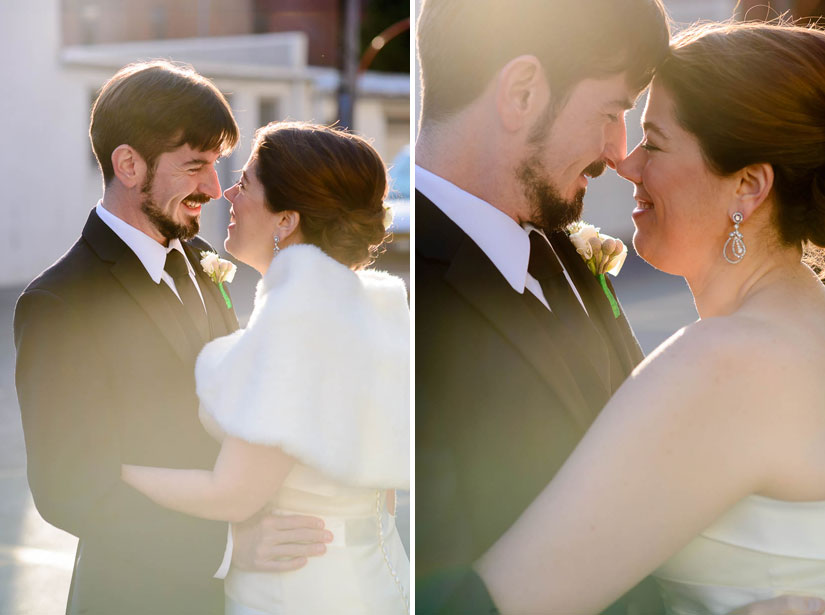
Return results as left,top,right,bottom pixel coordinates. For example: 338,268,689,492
232,510,333,572
731,596,825,615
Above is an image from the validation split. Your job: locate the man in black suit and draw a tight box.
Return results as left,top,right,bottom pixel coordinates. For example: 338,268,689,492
415,1,670,611
14,61,327,615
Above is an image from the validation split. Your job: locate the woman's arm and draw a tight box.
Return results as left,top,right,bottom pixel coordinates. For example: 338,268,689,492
476,320,804,614
122,436,296,523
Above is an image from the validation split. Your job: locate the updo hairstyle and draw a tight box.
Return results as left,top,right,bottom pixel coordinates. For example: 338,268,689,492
656,22,825,249
252,121,390,269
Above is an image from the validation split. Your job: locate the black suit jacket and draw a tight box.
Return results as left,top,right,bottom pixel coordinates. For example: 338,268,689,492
14,209,240,615
416,191,645,612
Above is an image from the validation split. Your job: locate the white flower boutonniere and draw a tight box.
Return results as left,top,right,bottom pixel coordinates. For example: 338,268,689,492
200,251,237,309
566,221,627,318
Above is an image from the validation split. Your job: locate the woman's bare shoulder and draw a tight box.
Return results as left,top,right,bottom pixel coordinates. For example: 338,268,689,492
629,313,819,417
645,312,787,363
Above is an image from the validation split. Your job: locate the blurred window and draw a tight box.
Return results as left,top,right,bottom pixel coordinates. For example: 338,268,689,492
151,6,168,39
259,98,281,126
80,2,101,45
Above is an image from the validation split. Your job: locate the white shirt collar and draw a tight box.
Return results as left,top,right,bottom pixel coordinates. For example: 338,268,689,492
95,201,188,283
415,165,531,293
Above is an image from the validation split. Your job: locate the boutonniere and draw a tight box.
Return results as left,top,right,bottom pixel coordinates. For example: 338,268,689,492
566,222,627,319
199,251,237,310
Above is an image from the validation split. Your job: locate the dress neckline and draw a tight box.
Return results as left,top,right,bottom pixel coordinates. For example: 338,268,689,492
701,493,825,559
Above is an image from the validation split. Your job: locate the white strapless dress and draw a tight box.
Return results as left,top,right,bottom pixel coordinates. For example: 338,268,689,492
221,464,409,615
654,495,825,615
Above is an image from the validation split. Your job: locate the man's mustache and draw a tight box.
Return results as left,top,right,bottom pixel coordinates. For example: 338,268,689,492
583,160,607,179
184,193,212,204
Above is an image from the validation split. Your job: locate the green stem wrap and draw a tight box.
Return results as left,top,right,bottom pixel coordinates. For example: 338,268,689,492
218,282,232,309
598,273,620,319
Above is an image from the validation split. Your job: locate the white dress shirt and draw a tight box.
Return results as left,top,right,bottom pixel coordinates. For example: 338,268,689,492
96,202,206,309
95,202,232,578
415,165,587,312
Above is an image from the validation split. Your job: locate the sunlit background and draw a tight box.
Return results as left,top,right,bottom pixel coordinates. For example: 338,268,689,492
0,1,409,612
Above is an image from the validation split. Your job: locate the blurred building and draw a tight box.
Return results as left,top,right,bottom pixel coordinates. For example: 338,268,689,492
61,0,407,69
0,0,409,287
62,0,254,44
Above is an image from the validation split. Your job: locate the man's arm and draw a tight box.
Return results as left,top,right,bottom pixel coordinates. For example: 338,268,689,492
14,288,225,578
416,567,500,615
16,285,333,581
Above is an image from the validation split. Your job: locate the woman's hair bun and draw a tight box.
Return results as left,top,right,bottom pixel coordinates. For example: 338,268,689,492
253,121,391,269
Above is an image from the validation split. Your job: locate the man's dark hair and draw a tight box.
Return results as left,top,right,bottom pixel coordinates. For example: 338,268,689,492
417,0,671,123
90,60,239,184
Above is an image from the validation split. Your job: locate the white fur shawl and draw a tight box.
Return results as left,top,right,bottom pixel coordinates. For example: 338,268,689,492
195,244,410,490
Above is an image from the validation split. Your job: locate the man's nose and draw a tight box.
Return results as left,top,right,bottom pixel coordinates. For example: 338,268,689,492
603,118,628,170
200,165,222,200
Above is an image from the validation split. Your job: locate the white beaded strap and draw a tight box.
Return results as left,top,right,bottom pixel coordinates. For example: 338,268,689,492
376,489,409,614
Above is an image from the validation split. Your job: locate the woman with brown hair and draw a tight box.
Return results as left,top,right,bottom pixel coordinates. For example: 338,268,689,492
120,122,409,614
467,22,825,615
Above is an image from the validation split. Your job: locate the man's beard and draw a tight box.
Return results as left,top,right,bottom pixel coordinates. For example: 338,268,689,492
516,157,607,233
140,166,210,241
517,103,606,233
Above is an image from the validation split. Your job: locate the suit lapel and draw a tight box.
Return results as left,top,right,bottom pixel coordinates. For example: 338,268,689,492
111,254,201,365
182,243,240,338
82,209,217,365
551,232,644,377
430,205,595,429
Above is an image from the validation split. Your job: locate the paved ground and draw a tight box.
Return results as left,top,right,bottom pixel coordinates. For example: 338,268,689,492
0,248,693,614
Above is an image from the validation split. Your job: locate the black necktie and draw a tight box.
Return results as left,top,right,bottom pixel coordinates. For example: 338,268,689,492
164,249,209,342
528,230,613,396
527,231,594,336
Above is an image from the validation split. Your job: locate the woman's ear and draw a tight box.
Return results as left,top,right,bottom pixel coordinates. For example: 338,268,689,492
111,144,147,189
275,210,302,244
732,162,773,220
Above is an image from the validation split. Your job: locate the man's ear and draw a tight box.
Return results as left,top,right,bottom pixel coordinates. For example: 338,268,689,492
495,55,547,133
111,145,148,189
732,162,773,221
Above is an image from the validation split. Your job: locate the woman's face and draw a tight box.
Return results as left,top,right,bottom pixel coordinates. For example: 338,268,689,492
617,80,737,277
223,155,278,273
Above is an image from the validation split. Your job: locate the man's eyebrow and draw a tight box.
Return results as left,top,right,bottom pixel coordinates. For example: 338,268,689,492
183,158,209,167
642,120,669,140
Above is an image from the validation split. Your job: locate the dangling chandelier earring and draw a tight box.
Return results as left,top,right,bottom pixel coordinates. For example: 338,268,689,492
273,234,281,256
723,212,746,264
